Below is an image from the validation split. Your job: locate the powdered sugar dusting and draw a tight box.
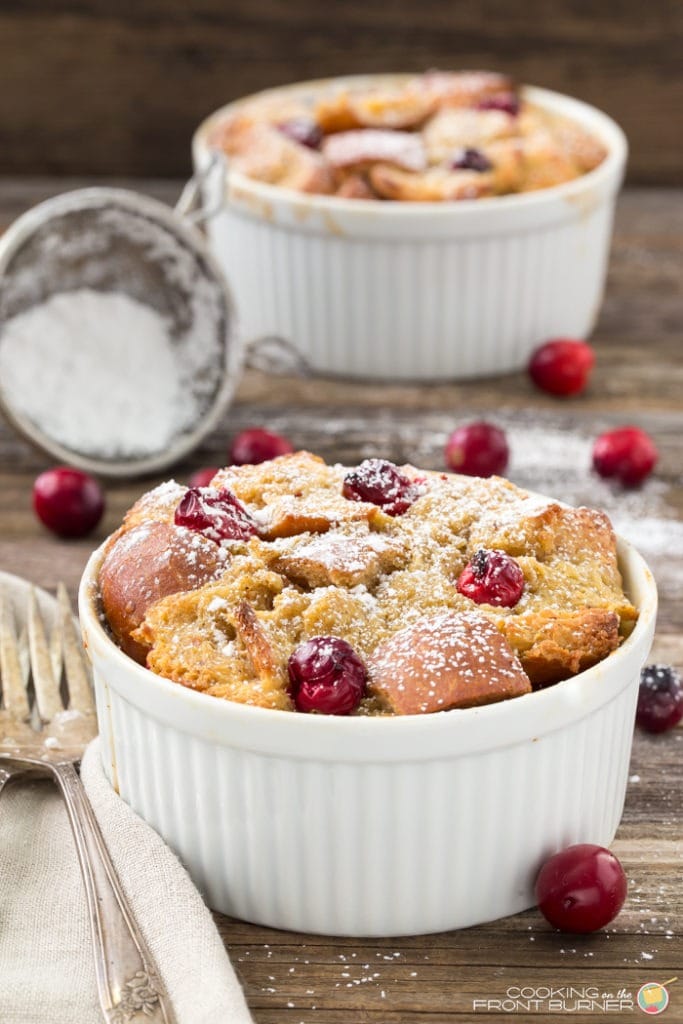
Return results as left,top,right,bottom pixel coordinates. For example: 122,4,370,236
506,423,673,528
504,420,679,605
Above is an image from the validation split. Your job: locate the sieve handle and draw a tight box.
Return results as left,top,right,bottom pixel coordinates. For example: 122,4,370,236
174,152,226,225
175,154,313,377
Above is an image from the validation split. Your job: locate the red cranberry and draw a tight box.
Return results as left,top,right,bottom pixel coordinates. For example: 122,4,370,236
529,338,595,397
592,426,658,487
450,147,492,173
229,428,294,466
456,549,525,607
33,467,105,538
444,421,509,477
477,92,520,116
174,487,258,543
535,844,627,933
188,466,219,489
636,664,683,733
342,458,419,516
288,636,367,715
277,118,323,150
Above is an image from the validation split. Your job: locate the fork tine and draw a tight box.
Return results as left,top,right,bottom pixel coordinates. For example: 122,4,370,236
28,588,63,722
49,614,63,686
17,625,30,684
0,588,31,719
57,583,94,713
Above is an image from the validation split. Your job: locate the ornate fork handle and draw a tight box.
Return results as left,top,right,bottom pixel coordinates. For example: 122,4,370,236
0,762,42,797
50,760,176,1024
0,764,15,796
0,580,173,1021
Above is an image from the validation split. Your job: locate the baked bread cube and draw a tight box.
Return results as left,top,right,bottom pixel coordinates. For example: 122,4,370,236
368,611,531,714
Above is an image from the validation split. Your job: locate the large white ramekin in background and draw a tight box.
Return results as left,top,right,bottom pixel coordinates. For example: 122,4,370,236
192,77,628,380
80,537,656,937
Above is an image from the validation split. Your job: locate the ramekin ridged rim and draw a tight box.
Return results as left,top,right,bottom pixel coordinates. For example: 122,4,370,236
79,534,657,763
192,76,628,230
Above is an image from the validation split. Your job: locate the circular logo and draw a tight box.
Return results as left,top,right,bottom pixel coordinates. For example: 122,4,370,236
637,982,670,1014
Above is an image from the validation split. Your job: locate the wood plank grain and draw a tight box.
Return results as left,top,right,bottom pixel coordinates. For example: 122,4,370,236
0,2,681,181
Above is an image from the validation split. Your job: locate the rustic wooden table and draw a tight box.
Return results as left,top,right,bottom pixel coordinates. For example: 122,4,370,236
0,180,681,1022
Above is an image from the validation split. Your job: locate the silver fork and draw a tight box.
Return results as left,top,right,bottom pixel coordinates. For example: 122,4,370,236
0,583,176,1024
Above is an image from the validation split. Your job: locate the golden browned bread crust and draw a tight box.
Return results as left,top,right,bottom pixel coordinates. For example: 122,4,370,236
100,453,637,713
502,608,620,687
99,519,226,663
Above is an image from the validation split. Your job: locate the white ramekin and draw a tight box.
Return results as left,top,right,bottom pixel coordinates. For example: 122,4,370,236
80,536,656,937
192,76,627,380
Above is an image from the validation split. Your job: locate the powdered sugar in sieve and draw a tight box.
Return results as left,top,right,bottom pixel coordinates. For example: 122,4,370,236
0,187,239,476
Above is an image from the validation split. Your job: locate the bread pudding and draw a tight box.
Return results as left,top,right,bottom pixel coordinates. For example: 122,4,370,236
208,71,607,201
98,453,637,716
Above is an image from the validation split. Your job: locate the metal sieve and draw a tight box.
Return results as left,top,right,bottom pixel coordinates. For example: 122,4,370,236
0,168,240,478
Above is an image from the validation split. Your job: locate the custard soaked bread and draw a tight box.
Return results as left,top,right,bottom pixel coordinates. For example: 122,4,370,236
99,452,637,715
209,71,607,201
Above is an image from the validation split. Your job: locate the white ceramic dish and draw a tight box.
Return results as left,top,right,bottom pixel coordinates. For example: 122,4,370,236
192,76,628,381
80,534,656,937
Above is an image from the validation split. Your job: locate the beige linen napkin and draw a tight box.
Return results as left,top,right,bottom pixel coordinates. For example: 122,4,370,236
0,739,254,1024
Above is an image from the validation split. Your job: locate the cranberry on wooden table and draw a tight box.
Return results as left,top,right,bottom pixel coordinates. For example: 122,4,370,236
535,844,627,933
636,665,683,733
445,421,509,477
456,549,525,607
528,338,595,396
592,426,658,487
342,458,418,516
174,487,258,543
33,467,105,538
229,428,294,466
288,636,367,715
